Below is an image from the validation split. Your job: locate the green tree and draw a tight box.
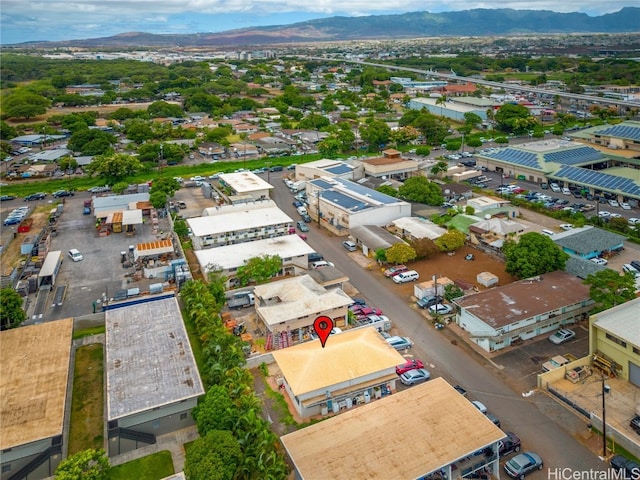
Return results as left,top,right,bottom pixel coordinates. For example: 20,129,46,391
67,128,116,156
374,248,387,264
360,119,391,151
0,121,17,140
466,137,483,151
193,385,238,435
385,243,416,265
124,120,154,144
55,448,110,480
111,182,129,194
184,430,242,480
153,176,181,197
465,206,475,215
376,185,397,197
149,190,167,209
173,217,189,238
463,112,482,128
3,92,50,119
583,270,636,313
318,137,341,158
147,100,184,118
434,230,466,252
443,283,464,302
235,255,282,286
410,237,439,260
503,232,569,279
86,153,143,181
398,176,444,206
58,156,79,173
0,288,26,330
494,104,537,134
430,161,448,176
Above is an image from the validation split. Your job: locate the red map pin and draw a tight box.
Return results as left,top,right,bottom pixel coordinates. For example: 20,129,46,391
313,316,334,348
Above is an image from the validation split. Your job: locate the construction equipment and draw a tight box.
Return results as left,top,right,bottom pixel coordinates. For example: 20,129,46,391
591,351,620,378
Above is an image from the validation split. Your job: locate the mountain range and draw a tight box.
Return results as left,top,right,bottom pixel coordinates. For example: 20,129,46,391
17,7,640,48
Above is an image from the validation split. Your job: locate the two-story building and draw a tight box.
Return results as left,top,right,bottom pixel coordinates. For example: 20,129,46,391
187,200,293,250
272,327,406,418
455,271,593,352
217,171,273,201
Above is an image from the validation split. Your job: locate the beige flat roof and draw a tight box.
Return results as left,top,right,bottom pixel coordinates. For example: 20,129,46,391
272,327,406,397
281,378,506,480
0,318,73,449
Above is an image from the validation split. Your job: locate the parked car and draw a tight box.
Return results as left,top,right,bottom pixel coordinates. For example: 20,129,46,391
608,199,620,207
548,328,576,345
52,190,74,198
428,304,453,315
24,192,46,201
383,265,408,278
386,336,413,351
392,270,419,283
342,240,357,251
504,452,543,479
3,216,21,226
311,260,334,269
0,195,16,201
485,412,501,428
416,295,443,309
472,400,487,414
621,202,631,210
399,368,431,386
301,214,312,223
499,432,522,456
292,200,303,208
395,359,425,375
630,415,640,434
68,249,84,262
590,257,608,266
296,221,309,232
83,206,91,215
611,455,640,477
350,305,382,317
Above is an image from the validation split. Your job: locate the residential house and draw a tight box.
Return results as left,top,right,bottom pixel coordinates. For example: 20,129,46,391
552,226,625,260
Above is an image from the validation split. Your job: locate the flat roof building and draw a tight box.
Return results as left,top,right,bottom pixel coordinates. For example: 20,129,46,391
273,327,405,418
281,377,506,479
194,234,315,286
455,271,593,352
189,200,293,250
218,171,273,200
0,318,73,479
105,295,204,456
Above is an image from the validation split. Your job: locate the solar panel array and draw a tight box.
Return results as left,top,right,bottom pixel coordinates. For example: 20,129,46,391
324,190,372,212
554,165,640,197
486,148,540,169
333,177,399,204
598,125,640,141
544,146,604,166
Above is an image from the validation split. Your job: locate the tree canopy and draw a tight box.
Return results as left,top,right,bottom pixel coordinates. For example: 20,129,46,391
385,243,417,265
55,449,110,480
0,288,26,330
434,230,466,252
503,232,569,278
86,153,144,181
184,430,242,480
234,255,282,286
583,270,636,313
398,176,444,206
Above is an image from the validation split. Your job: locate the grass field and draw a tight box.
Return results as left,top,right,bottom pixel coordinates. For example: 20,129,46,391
108,450,174,480
68,344,104,455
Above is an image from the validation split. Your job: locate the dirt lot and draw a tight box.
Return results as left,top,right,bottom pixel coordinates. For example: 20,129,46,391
377,245,516,302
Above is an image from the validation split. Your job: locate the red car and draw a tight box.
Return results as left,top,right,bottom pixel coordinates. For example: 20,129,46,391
351,305,382,317
384,265,408,278
395,359,425,375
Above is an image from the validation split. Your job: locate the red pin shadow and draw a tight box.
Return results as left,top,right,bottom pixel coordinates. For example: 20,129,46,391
313,316,334,348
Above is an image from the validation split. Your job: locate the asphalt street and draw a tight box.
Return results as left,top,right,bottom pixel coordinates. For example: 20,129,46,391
268,170,608,475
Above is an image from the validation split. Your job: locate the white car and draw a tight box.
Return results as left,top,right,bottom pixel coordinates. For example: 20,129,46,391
559,224,574,231
598,211,611,218
628,218,640,225
68,249,83,262
590,257,608,266
608,199,619,207
561,187,571,195
620,203,631,210
428,304,453,315
609,213,622,218
549,183,561,193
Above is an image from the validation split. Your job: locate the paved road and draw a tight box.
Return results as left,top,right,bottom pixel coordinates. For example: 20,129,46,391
267,171,608,475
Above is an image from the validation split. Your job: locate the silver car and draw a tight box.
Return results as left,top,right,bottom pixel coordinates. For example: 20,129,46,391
399,368,431,386
386,336,413,351
548,328,575,345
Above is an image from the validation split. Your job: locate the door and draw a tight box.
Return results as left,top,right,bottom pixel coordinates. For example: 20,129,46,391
629,361,640,387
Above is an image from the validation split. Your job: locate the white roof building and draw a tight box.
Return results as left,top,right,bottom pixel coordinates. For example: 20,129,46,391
254,274,353,335
188,200,293,250
218,171,273,200
392,216,448,241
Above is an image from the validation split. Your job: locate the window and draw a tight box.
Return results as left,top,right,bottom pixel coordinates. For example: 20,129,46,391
634,347,640,355
180,413,188,420
2,465,11,473
606,333,627,348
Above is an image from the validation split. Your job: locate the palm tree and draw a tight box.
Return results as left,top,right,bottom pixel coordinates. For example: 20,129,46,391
436,96,447,117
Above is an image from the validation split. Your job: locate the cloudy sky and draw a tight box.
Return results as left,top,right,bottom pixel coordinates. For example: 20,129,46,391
1,1,637,45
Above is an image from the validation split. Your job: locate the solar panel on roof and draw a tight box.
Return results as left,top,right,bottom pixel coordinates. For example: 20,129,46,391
598,125,640,141
554,165,640,197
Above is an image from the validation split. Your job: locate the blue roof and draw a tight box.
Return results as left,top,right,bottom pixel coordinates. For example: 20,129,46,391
310,179,335,190
485,148,540,169
543,146,604,166
333,178,399,205
320,190,372,212
553,166,640,198
597,125,640,141
325,164,353,175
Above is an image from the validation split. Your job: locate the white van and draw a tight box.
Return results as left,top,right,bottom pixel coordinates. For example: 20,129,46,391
297,206,308,216
393,270,419,283
541,229,555,237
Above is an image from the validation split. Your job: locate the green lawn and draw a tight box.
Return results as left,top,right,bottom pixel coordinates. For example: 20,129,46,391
72,325,106,340
68,344,104,454
109,450,174,480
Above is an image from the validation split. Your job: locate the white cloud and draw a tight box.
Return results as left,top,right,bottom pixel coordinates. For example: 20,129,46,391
1,0,637,43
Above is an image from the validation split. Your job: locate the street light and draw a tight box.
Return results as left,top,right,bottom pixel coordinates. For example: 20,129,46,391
601,375,610,458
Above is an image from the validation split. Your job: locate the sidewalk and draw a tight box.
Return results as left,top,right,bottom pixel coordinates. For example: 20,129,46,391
109,425,199,472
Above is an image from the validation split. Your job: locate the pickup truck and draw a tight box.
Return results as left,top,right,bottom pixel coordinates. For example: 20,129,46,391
227,292,255,310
